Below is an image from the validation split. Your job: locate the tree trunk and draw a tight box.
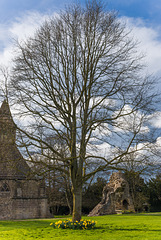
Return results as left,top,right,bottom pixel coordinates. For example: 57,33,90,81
65,190,72,215
72,187,82,222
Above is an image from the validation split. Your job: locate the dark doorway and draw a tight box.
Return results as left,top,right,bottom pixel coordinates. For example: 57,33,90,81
123,199,129,210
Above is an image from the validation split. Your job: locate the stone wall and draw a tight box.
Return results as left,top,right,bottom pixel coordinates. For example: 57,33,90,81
0,179,50,220
0,100,50,220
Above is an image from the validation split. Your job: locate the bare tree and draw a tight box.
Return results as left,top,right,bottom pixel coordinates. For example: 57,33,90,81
10,1,157,221
28,138,73,215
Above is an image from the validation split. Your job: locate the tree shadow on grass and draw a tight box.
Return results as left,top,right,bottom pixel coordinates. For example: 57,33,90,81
95,225,161,232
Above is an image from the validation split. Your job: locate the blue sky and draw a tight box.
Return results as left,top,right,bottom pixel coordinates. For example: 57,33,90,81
0,0,160,25
0,0,160,65
0,0,161,91
0,0,160,77
0,1,160,95
108,0,161,25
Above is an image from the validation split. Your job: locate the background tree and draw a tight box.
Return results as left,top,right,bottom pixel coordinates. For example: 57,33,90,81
147,174,161,212
10,0,157,221
27,136,73,215
82,177,107,214
124,170,149,212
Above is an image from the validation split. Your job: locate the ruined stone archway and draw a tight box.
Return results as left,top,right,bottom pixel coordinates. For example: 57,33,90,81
88,172,135,216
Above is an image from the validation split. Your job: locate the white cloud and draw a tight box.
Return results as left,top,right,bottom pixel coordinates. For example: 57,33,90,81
156,136,161,147
0,11,52,65
119,17,161,131
0,11,161,145
121,17,161,75
149,111,161,128
113,105,150,134
87,141,112,159
0,11,161,75
0,24,11,45
9,11,49,40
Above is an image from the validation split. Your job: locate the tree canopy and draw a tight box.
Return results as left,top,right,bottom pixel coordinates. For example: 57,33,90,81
10,0,157,221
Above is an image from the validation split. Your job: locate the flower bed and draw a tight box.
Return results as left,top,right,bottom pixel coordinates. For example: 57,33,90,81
50,219,97,230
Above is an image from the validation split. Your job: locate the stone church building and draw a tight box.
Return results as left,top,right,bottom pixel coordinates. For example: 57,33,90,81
0,100,50,219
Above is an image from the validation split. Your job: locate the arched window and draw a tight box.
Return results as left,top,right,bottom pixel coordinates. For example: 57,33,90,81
1,183,10,192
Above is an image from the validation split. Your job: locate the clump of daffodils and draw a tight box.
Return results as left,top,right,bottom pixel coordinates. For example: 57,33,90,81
50,219,97,230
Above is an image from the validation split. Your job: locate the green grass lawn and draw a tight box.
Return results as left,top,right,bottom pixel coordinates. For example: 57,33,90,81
0,213,161,239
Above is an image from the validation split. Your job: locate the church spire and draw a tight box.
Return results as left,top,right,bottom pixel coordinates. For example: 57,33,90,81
0,99,13,120
0,100,16,143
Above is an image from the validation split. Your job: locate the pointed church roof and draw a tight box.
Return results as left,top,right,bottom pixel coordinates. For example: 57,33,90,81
0,100,31,179
0,99,11,113
0,99,14,123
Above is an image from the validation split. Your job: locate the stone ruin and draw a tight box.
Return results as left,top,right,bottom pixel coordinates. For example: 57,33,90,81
88,171,135,216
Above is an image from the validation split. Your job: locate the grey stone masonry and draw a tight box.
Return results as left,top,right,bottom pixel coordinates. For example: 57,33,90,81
88,171,135,216
0,100,50,219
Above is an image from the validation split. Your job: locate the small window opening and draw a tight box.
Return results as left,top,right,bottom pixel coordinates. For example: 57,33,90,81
1,183,10,192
